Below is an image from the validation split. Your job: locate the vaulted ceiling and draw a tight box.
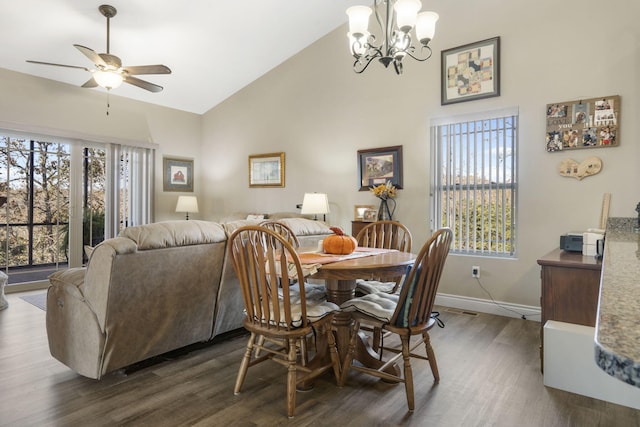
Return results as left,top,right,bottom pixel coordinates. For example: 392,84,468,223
0,0,364,114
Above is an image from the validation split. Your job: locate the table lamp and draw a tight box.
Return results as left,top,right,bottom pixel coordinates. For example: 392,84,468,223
175,196,198,220
300,193,330,221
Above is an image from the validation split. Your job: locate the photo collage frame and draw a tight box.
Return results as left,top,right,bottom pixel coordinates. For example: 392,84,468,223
545,95,620,152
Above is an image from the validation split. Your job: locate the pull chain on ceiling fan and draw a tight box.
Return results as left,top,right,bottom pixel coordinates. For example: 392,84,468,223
26,4,171,97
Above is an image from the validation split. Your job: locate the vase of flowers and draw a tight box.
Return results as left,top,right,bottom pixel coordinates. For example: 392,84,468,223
370,181,397,221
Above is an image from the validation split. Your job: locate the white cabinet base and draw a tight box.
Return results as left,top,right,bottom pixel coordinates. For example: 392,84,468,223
543,320,640,410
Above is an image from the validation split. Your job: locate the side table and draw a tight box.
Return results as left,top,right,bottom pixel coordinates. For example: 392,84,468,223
351,220,373,238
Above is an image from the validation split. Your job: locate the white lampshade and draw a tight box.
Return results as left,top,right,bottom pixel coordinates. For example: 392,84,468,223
346,6,372,37
415,11,439,45
93,70,123,89
300,193,330,215
394,0,422,32
175,196,198,220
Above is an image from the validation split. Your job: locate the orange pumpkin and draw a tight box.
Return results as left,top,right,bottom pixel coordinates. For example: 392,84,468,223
323,226,358,255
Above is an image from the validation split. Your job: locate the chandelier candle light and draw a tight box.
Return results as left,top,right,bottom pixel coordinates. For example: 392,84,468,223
347,0,438,74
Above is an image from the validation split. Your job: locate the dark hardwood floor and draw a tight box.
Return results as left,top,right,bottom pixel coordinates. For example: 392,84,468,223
1,292,639,426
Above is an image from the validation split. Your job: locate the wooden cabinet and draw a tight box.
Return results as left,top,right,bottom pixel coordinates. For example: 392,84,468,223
537,248,602,370
351,220,373,238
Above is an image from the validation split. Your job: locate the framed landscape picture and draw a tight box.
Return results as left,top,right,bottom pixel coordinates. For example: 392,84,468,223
163,157,194,192
357,145,403,191
441,36,500,105
249,152,285,188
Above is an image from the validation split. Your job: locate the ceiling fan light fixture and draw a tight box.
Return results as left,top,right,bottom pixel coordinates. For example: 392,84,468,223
25,4,170,95
94,70,123,89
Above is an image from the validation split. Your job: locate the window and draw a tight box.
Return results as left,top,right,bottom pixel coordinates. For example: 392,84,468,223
431,108,518,257
1,132,154,285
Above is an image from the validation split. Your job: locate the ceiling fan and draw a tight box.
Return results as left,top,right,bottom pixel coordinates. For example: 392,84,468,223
26,4,171,93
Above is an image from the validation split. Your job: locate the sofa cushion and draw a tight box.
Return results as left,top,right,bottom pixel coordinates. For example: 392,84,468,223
277,218,333,237
221,219,263,235
267,212,310,221
119,220,226,250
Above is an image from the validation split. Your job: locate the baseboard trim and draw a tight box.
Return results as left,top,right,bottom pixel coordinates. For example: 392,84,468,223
5,280,49,294
435,292,541,321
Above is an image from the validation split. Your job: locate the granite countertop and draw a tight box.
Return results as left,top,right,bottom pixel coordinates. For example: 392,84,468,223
594,217,640,387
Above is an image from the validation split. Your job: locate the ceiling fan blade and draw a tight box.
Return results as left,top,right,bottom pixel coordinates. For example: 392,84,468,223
74,44,107,67
26,60,90,72
81,77,98,88
122,64,171,75
124,75,163,93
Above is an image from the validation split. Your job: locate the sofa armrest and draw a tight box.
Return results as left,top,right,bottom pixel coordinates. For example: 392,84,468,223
48,267,87,300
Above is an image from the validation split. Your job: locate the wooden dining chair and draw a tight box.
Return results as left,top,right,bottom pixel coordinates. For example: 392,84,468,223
339,228,453,411
255,220,323,358
259,220,300,248
355,220,413,295
259,219,325,299
228,225,341,418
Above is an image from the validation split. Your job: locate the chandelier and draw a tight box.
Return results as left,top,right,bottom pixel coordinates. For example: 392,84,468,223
346,0,439,74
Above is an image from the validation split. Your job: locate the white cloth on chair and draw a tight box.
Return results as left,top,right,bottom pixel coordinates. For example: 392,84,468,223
355,279,398,295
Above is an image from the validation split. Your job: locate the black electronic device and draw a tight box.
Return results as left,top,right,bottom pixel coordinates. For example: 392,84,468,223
560,233,583,252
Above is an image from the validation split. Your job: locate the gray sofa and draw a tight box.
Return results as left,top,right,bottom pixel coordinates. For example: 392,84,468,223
46,217,332,379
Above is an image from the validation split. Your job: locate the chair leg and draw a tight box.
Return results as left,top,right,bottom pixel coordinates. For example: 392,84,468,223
372,327,382,352
234,332,256,395
339,320,360,387
254,335,265,358
287,338,298,418
299,335,308,367
423,331,440,383
400,334,415,411
325,323,341,383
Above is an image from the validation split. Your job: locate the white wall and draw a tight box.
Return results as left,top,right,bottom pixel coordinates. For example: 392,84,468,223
200,0,640,308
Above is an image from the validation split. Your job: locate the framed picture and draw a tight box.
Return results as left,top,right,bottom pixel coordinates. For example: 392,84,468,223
357,145,403,191
545,95,620,152
163,157,194,192
249,152,285,188
441,36,500,105
354,204,376,221
363,208,378,222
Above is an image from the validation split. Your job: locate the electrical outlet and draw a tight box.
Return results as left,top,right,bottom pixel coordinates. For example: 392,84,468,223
471,266,480,278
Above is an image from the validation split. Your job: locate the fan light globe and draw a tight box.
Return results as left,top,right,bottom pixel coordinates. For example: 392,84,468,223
94,70,123,89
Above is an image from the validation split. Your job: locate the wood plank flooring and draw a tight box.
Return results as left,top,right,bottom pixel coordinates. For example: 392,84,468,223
1,292,639,426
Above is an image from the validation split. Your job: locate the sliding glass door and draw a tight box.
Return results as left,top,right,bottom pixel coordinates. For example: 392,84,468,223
0,137,106,286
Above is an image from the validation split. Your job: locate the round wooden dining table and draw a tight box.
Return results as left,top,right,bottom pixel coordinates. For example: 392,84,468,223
307,250,416,373
309,250,416,305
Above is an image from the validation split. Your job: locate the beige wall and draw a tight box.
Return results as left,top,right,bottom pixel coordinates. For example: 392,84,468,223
1,0,638,310
0,67,202,223
201,0,640,309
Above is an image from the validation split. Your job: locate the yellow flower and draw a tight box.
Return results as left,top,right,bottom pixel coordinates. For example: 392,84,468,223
370,181,397,199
